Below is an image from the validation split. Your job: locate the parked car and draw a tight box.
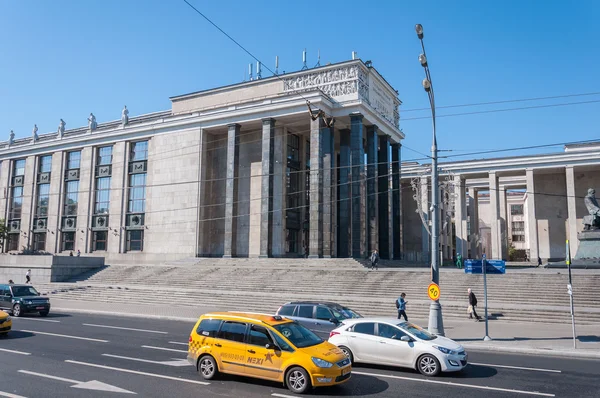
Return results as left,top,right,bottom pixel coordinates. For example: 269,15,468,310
0,310,11,335
275,301,362,339
0,284,51,317
328,318,467,377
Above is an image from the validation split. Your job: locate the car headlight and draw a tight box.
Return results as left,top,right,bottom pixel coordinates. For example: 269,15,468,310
434,346,456,355
5,316,11,322
25,300,33,305
311,357,333,368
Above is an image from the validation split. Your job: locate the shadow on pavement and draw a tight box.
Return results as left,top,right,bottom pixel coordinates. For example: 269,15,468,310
454,336,588,342
354,362,497,380
578,335,600,343
450,364,498,379
20,312,72,319
2,330,35,340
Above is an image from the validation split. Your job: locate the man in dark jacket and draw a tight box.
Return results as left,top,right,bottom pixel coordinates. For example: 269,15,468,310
370,250,379,270
468,288,481,321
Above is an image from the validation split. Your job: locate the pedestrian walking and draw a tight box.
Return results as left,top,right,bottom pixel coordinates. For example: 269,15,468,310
77,249,81,257
69,251,73,256
8,280,14,284
467,288,481,321
537,257,542,267
456,253,463,269
370,249,379,270
396,293,408,321
25,269,31,284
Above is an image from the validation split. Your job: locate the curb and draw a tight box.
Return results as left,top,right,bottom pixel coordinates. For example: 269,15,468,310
461,343,600,359
52,306,198,323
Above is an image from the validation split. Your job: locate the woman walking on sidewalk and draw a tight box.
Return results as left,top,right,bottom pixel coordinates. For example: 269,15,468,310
468,288,481,321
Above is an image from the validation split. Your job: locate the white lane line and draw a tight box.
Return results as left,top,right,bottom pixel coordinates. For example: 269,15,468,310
82,324,168,334
272,394,298,398
168,341,188,346
0,348,31,356
142,345,188,354
102,354,190,367
352,371,555,397
14,318,60,323
20,330,108,343
18,370,78,384
0,391,28,398
470,362,562,373
65,360,209,385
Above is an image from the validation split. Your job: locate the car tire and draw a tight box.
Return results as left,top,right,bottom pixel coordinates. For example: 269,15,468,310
12,304,23,317
339,345,354,364
286,366,311,394
39,311,49,317
417,354,441,377
197,355,218,380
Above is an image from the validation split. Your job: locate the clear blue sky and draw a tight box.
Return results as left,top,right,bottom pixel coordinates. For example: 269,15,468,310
1,0,598,161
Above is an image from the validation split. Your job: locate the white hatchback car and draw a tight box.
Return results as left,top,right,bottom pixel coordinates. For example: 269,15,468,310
328,318,467,376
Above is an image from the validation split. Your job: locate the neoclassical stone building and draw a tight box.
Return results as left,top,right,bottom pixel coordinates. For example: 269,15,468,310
0,59,405,263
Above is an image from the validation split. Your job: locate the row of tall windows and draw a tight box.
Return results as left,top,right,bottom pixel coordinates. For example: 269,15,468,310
126,141,148,251
92,146,113,251
33,155,52,251
7,159,26,251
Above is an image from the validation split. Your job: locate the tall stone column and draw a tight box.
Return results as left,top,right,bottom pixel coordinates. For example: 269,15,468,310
366,125,379,254
565,166,579,255
391,143,402,259
271,126,286,257
21,156,36,251
322,120,335,258
378,134,392,259
468,187,479,258
350,113,365,258
489,172,501,259
499,185,508,260
330,126,337,258
259,118,275,258
454,176,467,258
223,123,240,258
309,112,325,258
526,169,539,261
420,176,430,264
338,129,351,257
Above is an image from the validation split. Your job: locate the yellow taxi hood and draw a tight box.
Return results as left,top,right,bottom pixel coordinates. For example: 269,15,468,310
296,341,346,362
0,311,8,319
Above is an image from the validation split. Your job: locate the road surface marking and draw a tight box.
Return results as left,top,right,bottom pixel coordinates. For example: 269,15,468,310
82,324,168,334
272,394,298,398
65,360,209,385
168,341,188,346
142,345,188,353
14,318,60,323
0,391,28,398
0,348,31,356
18,370,135,394
102,354,190,367
20,330,108,343
352,371,555,397
470,362,561,373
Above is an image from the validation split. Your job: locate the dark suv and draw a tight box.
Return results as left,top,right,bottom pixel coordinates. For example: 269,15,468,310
0,284,51,317
275,301,362,338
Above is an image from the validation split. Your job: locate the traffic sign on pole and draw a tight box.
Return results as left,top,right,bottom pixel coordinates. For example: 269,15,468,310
428,283,440,301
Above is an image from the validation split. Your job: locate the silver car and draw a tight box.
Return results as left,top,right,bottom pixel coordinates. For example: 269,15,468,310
328,317,467,376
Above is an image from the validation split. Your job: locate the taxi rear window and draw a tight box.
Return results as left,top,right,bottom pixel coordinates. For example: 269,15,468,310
197,319,222,337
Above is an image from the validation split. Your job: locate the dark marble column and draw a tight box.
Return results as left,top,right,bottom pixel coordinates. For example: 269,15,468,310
322,119,334,258
309,112,325,258
338,129,351,257
391,143,402,259
223,124,240,258
260,118,275,258
350,113,365,258
271,127,285,257
378,134,392,259
366,125,379,255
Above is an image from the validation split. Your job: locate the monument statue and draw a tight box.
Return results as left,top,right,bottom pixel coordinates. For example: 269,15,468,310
583,188,600,230
88,113,97,131
32,124,38,141
58,119,66,138
121,105,129,126
8,129,15,146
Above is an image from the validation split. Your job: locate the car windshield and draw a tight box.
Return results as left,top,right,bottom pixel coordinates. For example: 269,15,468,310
332,307,362,321
274,321,323,348
398,322,437,341
11,286,40,297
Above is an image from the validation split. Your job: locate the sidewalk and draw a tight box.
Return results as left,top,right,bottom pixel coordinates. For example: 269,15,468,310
50,298,600,359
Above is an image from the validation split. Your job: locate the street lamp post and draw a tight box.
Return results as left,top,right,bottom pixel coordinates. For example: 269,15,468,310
416,23,445,336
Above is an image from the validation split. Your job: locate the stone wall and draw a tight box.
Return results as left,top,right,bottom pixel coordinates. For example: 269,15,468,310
401,181,423,262
200,133,226,256
0,255,104,283
235,131,261,257
534,172,568,260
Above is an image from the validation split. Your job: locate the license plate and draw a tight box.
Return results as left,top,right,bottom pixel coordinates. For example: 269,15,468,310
341,367,350,376
36,306,45,309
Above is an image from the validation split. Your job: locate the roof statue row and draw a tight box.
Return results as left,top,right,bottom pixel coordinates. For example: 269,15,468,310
7,106,129,147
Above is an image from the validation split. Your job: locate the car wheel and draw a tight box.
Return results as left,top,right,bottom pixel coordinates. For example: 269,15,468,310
12,304,22,317
417,354,441,377
39,311,49,317
197,355,218,380
339,345,354,364
286,366,311,394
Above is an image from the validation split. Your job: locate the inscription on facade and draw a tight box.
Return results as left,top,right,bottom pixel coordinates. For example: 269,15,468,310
66,169,80,180
38,172,50,183
98,165,111,177
13,176,24,186
130,161,146,174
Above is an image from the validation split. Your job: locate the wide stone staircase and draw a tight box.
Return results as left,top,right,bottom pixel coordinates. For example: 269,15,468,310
34,258,600,324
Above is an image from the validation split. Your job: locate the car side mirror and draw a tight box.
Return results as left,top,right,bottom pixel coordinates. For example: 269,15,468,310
329,318,339,324
400,336,411,342
265,343,278,350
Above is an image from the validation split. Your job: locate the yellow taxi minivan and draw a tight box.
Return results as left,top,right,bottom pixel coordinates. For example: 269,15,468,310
188,312,351,394
0,310,11,335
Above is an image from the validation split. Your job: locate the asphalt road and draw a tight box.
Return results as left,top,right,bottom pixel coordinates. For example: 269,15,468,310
0,311,598,398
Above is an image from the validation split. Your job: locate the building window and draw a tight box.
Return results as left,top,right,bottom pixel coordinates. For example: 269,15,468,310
9,186,23,219
14,159,26,177
39,155,52,173
511,204,524,215
33,233,46,251
512,235,525,242
36,183,50,217
128,174,146,213
127,230,143,251
62,232,75,251
67,151,81,170
130,141,148,161
511,221,525,232
97,146,113,165
95,177,111,214
7,235,19,251
64,180,79,215
93,231,108,251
